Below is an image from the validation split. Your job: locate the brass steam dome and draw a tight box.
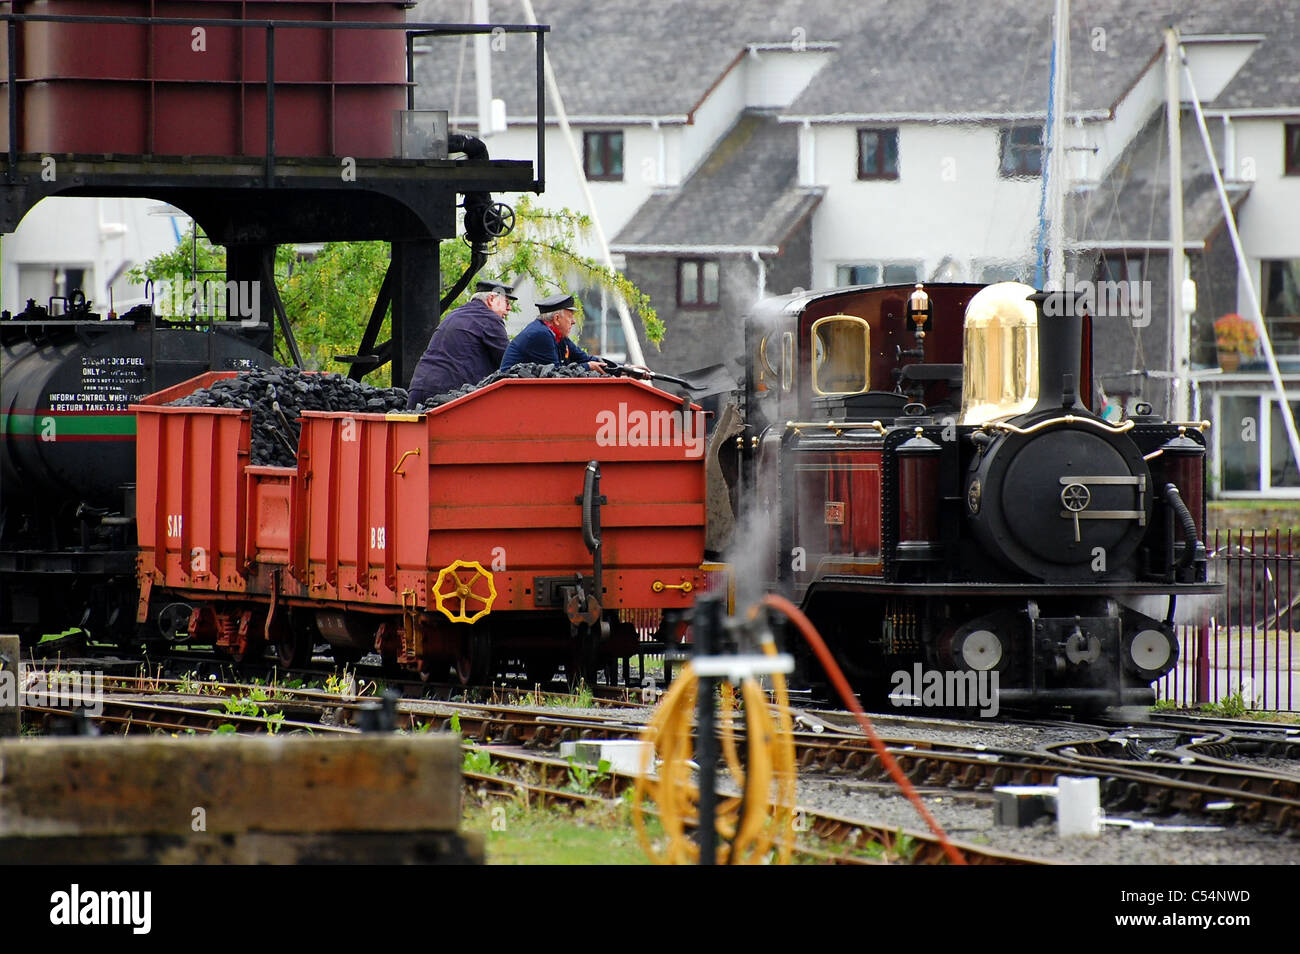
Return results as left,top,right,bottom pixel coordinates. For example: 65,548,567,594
959,281,1040,426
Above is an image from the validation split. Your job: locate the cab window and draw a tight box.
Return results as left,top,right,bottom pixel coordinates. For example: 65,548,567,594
811,315,870,395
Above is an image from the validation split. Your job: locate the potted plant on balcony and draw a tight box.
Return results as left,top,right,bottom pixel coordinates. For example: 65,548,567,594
1214,313,1260,371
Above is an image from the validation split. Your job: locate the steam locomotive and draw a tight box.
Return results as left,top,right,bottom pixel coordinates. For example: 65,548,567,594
718,281,1218,707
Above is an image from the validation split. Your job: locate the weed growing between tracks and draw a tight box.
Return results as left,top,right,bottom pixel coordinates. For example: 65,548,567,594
461,789,663,865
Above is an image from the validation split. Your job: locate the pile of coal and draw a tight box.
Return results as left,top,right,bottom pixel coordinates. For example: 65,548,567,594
411,362,604,411
169,366,409,466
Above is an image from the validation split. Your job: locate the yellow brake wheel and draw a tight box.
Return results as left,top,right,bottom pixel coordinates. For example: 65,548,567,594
433,560,497,624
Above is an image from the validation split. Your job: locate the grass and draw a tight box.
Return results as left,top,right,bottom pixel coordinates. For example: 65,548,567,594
1153,687,1300,722
461,795,660,865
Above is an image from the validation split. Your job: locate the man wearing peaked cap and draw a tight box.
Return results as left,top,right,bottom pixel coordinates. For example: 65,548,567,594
500,291,607,373
474,279,518,300
406,279,516,407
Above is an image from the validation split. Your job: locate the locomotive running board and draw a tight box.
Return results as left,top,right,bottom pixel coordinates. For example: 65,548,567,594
809,576,1223,597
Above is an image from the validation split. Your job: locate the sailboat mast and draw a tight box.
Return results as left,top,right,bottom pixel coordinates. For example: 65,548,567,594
1046,0,1068,291
1166,26,1189,420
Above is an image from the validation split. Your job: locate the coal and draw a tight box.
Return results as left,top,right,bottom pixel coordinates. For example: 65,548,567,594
169,366,409,466
170,362,603,466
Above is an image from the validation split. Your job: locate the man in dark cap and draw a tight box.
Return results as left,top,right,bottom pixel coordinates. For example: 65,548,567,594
500,292,607,373
406,280,517,408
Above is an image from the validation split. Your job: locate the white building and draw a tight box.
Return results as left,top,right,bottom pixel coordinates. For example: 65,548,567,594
1,197,180,316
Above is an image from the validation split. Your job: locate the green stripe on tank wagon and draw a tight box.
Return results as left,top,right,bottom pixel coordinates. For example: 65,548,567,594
1,413,138,436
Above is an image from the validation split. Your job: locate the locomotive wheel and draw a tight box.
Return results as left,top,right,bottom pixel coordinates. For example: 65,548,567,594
454,630,492,686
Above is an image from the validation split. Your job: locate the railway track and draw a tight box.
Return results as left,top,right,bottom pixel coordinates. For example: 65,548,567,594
463,747,1054,865
23,668,1300,835
20,653,646,708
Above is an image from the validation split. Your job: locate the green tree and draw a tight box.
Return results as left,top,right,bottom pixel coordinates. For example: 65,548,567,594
129,200,663,385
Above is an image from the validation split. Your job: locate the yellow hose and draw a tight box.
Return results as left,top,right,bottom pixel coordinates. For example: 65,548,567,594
632,646,798,865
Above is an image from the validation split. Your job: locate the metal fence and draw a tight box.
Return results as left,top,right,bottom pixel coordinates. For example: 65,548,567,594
1157,529,1300,711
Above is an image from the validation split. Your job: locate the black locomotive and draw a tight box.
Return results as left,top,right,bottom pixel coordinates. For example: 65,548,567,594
721,281,1218,708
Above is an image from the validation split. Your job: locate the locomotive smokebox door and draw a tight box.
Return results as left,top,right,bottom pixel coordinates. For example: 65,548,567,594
965,426,1152,581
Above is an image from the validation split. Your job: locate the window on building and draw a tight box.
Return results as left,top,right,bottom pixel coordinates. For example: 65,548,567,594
857,129,899,180
1215,392,1300,496
978,261,1030,283
678,259,720,307
882,263,920,284
1094,253,1146,321
1263,260,1300,356
577,289,628,363
999,125,1043,178
835,262,919,287
1219,394,1263,492
1286,124,1300,176
583,130,624,181
836,264,879,286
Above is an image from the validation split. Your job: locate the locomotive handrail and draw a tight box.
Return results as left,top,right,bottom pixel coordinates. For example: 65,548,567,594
785,419,886,436
981,415,1136,436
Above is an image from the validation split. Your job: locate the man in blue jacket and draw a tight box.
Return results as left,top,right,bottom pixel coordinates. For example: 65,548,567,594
406,280,516,407
500,292,607,373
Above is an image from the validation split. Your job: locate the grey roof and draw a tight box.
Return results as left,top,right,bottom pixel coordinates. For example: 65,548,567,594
612,112,822,251
1067,108,1250,246
411,0,1300,123
412,0,870,120
787,0,1300,120
1210,16,1300,109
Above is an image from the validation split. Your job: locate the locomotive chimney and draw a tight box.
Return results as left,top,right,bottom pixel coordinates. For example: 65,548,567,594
1027,290,1086,415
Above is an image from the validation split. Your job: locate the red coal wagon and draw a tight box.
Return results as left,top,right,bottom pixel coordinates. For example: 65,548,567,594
133,372,706,684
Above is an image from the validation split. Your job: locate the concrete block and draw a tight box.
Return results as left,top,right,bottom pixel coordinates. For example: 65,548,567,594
0,734,461,837
560,739,653,775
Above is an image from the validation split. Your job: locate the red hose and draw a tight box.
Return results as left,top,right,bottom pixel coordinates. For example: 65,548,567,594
761,594,967,866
